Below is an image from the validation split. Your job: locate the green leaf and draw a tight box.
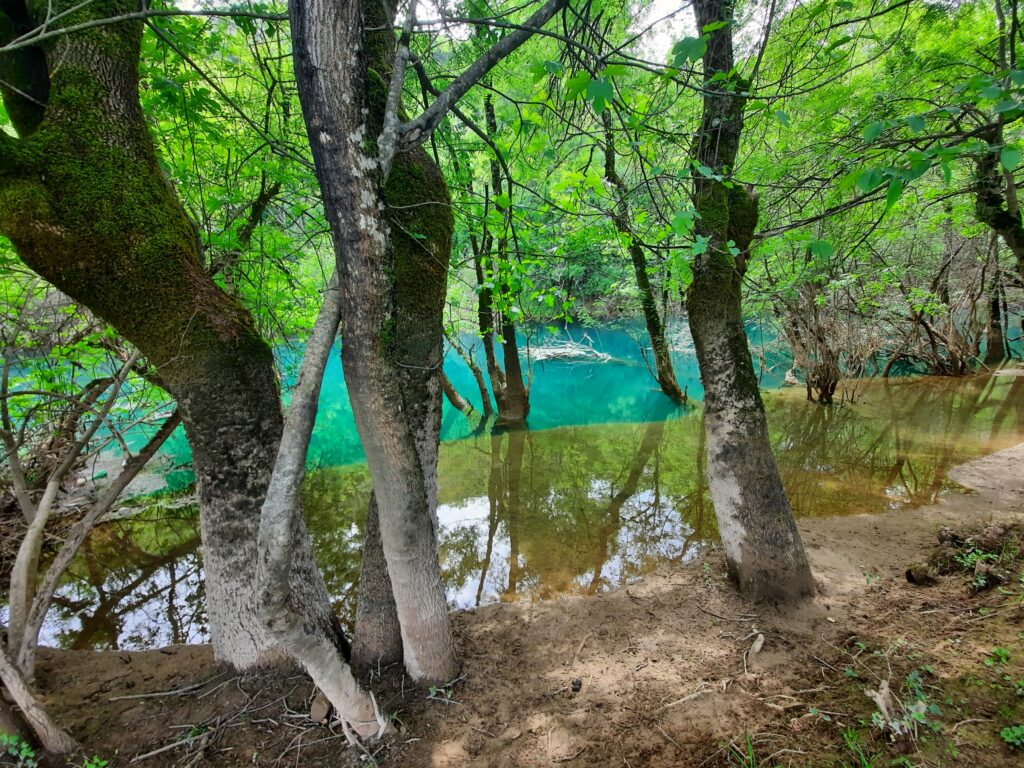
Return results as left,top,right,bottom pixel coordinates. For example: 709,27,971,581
994,100,1021,113
672,37,707,66
774,110,791,127
565,73,591,99
702,21,728,32
602,64,628,77
856,167,884,193
671,209,694,236
585,77,614,113
809,240,833,260
885,178,904,211
906,115,925,134
863,121,885,142
824,35,853,55
1001,145,1021,171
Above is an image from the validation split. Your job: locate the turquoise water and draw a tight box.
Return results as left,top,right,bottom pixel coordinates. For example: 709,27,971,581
154,319,788,482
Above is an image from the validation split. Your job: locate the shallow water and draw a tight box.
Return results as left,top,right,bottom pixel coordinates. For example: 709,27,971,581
26,371,1024,651
143,319,787,488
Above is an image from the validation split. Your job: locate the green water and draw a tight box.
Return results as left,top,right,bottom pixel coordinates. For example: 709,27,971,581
28,371,1024,651
146,319,789,487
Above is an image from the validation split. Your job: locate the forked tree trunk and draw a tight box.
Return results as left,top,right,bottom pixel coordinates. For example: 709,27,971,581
290,0,458,684
0,0,333,667
686,0,814,603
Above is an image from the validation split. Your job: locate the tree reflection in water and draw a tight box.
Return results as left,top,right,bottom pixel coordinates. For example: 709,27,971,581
29,373,1024,649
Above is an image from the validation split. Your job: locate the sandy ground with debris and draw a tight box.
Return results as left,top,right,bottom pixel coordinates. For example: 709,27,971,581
35,443,1024,767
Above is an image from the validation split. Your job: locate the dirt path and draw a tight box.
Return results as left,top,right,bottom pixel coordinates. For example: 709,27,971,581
36,444,1024,767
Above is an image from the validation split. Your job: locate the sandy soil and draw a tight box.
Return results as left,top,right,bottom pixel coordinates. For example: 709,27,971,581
30,444,1024,767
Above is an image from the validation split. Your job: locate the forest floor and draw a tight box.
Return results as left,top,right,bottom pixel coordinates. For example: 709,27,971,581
29,443,1024,768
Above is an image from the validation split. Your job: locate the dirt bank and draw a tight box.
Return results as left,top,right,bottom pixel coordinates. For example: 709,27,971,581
31,444,1024,767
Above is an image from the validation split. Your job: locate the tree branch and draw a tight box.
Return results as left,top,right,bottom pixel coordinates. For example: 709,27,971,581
379,0,417,179
0,8,289,54
397,0,569,151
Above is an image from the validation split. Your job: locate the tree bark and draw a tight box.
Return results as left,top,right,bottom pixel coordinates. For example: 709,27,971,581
975,128,1024,280
686,0,814,603
351,492,404,673
0,646,78,755
0,0,332,667
256,274,385,740
290,0,458,684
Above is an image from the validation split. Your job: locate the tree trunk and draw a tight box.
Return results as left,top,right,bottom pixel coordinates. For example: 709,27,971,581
445,329,495,418
0,0,332,668
976,129,1024,280
498,322,530,425
986,266,1007,364
441,371,478,419
351,493,403,673
0,646,78,755
482,94,530,427
256,275,384,739
291,0,458,684
601,112,684,403
686,0,814,603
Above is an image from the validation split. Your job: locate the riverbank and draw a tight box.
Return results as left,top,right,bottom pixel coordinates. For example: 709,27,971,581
31,443,1024,767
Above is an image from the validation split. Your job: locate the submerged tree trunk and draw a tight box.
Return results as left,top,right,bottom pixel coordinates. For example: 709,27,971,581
601,113,684,403
291,0,458,684
686,0,814,603
481,94,530,427
0,0,332,668
441,371,478,419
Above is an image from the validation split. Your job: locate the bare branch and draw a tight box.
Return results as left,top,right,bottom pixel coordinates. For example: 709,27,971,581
379,0,418,179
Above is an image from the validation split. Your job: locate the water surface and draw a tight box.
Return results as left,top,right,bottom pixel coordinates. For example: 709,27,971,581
31,372,1024,650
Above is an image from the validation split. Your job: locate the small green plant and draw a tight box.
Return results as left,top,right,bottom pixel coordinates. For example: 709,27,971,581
728,734,757,768
859,566,879,586
985,647,1011,667
955,548,998,587
79,758,109,768
427,681,458,703
841,729,881,768
1000,724,1024,749
0,734,37,768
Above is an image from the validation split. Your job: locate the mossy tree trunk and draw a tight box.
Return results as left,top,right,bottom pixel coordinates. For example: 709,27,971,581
0,0,338,668
686,0,814,603
976,127,1024,281
291,0,458,684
